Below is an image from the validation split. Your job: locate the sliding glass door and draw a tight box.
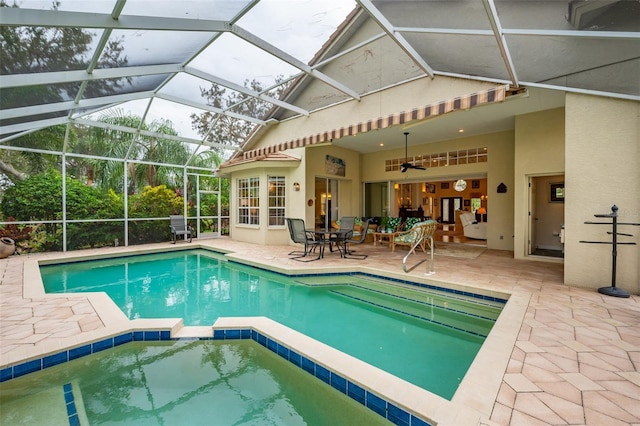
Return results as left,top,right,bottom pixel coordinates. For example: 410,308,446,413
314,177,339,231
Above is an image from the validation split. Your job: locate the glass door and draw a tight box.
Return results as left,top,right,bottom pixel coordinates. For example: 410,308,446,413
364,182,389,218
440,197,462,224
315,177,339,231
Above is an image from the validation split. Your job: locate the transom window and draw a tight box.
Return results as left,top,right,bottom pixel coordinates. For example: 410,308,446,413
386,147,488,171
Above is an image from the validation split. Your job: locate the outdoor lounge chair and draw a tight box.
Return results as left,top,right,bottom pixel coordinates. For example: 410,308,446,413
393,220,437,252
169,215,193,243
286,218,325,261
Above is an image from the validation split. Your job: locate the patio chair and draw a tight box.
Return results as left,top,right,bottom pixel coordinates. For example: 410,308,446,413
344,219,371,259
286,218,325,262
169,215,193,243
329,216,355,253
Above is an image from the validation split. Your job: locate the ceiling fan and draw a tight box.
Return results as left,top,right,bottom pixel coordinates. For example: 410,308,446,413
401,132,426,173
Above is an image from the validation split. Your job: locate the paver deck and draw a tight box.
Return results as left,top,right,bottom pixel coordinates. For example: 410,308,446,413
1,238,638,425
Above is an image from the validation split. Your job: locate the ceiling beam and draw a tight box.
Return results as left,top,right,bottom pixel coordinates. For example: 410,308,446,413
1,117,70,135
231,25,361,101
482,0,519,88
185,66,309,116
0,64,182,88
0,7,228,32
72,118,238,151
155,93,267,126
356,0,435,78
1,91,156,119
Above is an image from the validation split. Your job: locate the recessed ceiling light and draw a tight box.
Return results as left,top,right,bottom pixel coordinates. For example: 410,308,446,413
458,129,464,133
379,143,384,146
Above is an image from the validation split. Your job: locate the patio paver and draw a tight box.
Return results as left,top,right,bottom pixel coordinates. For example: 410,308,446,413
0,238,638,425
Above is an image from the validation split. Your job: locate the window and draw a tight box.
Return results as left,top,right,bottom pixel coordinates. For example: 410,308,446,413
238,177,259,225
385,146,488,171
268,176,285,226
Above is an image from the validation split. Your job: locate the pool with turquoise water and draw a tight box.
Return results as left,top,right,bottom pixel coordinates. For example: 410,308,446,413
0,339,391,425
40,249,505,400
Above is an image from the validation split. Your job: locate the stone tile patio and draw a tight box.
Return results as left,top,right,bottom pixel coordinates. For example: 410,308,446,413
1,238,638,425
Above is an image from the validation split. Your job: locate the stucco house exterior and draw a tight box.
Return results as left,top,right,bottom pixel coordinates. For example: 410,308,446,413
219,8,640,296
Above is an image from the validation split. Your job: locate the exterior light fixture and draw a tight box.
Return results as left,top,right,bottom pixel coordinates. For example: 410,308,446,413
293,182,301,191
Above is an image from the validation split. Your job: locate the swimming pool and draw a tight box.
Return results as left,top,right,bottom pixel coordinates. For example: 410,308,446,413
0,339,391,425
40,249,505,400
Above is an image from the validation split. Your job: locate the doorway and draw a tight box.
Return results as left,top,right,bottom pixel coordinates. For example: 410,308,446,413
529,175,565,258
364,182,389,218
197,190,221,239
440,197,462,224
315,177,339,231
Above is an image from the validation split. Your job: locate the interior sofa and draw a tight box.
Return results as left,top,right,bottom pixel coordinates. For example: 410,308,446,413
458,211,487,240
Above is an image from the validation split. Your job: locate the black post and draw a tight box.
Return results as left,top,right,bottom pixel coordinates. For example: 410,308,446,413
597,205,630,298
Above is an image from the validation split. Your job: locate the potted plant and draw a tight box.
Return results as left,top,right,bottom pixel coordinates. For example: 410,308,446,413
380,216,390,233
387,217,401,233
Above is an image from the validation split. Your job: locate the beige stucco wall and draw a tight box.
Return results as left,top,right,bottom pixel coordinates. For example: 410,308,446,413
229,156,304,246
513,107,566,260
564,94,640,295
231,76,499,246
303,145,363,226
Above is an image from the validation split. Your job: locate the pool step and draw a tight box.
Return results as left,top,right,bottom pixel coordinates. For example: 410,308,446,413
0,381,89,425
330,287,496,337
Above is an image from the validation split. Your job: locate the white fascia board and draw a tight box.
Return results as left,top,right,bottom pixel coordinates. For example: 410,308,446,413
503,28,640,40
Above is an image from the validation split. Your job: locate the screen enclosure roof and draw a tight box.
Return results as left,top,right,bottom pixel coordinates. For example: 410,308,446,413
1,0,638,166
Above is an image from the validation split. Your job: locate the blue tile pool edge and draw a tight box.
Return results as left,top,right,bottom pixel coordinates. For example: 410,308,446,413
233,261,509,305
0,328,433,426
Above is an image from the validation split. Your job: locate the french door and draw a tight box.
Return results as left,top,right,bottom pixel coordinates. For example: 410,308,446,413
440,197,462,224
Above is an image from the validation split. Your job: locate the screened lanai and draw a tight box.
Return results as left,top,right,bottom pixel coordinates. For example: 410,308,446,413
1,0,639,251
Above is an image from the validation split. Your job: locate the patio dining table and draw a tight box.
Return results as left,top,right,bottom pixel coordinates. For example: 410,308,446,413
306,229,353,258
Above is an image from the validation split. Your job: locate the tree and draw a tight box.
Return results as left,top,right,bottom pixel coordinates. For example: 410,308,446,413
77,110,195,194
0,170,121,250
0,1,129,110
0,125,76,191
0,0,129,188
190,77,288,153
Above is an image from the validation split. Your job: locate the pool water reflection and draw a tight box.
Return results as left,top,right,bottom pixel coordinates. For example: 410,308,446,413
41,249,504,399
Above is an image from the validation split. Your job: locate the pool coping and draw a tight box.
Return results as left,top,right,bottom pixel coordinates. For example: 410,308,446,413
10,244,529,426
